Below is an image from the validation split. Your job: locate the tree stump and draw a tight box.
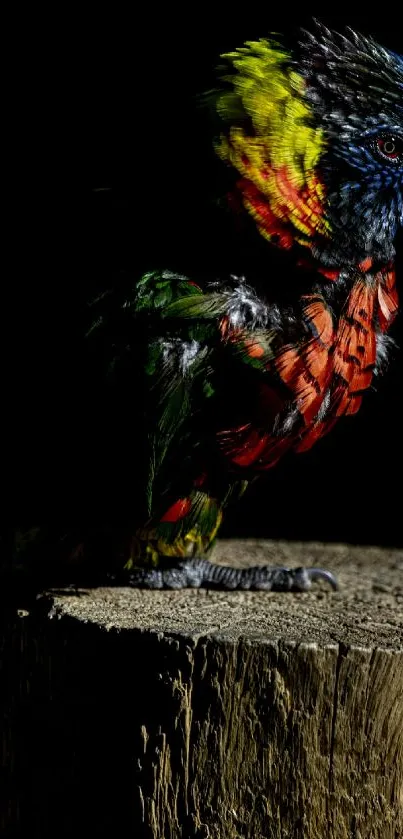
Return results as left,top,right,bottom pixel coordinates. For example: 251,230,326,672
2,540,403,838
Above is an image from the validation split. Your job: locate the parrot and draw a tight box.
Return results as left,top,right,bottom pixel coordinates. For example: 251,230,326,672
47,23,403,592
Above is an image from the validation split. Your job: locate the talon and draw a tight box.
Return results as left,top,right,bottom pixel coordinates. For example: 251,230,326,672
307,568,339,591
127,569,165,589
292,567,339,592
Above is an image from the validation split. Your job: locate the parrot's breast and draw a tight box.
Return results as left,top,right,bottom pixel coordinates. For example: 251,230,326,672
217,267,398,470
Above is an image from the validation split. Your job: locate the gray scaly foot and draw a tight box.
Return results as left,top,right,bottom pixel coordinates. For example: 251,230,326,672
121,558,338,592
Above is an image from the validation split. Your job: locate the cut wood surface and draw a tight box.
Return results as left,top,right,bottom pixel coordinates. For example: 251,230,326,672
2,540,403,839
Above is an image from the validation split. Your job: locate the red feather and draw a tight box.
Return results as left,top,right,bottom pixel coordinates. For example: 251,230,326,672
160,498,192,523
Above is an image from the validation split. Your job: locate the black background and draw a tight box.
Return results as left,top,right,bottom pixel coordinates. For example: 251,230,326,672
11,9,402,548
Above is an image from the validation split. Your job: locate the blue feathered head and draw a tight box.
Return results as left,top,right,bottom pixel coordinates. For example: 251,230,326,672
299,23,403,266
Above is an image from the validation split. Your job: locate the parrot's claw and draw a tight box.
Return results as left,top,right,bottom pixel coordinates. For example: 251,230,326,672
283,566,339,592
123,559,338,592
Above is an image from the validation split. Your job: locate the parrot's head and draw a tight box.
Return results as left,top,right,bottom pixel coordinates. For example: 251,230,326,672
214,23,403,272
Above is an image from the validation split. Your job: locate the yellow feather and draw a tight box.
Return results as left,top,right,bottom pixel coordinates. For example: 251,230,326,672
215,38,329,245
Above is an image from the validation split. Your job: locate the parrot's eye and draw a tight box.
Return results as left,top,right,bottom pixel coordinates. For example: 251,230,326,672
372,134,403,165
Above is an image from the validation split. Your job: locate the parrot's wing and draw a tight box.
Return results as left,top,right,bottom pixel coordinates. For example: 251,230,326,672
87,270,231,517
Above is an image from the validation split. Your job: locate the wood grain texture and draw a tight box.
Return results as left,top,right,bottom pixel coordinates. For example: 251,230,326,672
1,540,402,838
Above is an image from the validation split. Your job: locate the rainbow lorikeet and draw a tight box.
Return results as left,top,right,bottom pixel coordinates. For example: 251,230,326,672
88,23,402,592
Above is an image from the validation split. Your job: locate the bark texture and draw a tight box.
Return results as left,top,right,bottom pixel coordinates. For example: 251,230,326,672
1,540,403,838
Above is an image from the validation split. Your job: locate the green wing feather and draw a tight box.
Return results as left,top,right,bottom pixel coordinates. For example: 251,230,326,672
88,270,227,517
